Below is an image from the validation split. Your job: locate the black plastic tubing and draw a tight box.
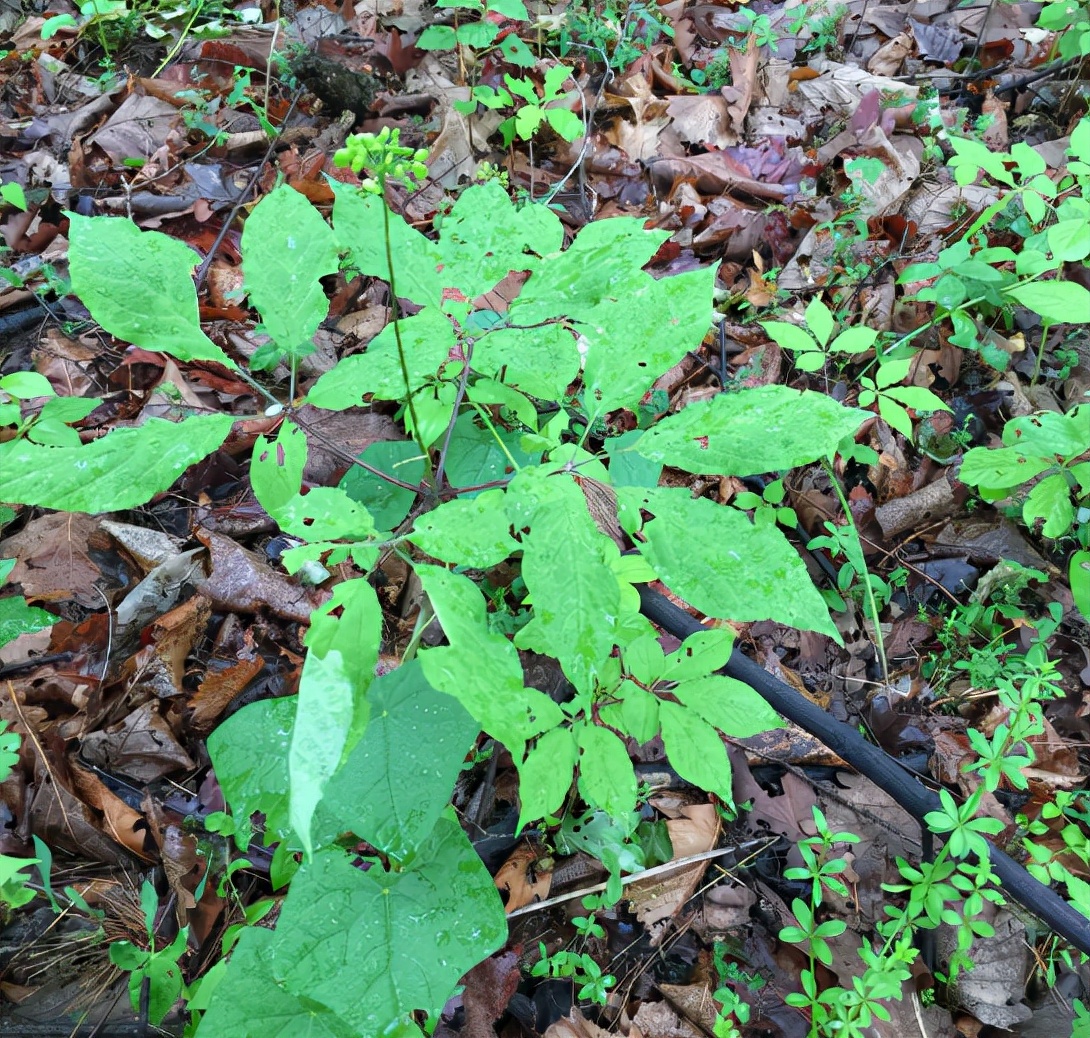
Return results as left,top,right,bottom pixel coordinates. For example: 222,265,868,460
637,583,1090,956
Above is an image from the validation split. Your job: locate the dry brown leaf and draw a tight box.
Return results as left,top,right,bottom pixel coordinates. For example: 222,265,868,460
626,804,718,927
495,842,552,912
195,529,328,623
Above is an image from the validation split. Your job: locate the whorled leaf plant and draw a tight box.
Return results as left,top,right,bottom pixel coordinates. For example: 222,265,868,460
1,170,871,1036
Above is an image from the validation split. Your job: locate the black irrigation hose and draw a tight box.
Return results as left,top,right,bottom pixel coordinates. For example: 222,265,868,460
637,583,1090,957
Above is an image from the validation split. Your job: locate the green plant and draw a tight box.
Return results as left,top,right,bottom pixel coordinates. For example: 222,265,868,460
732,477,798,530
733,8,777,51
555,0,673,71
0,160,872,1034
958,406,1089,545
808,461,903,676
0,723,40,918
786,1,847,57
710,951,766,1038
897,118,1090,370
1038,0,1090,59
0,558,54,647
531,895,616,1004
177,66,277,145
109,880,190,1026
462,65,584,147
761,297,878,373
785,806,860,905
4,68,1088,1035
417,0,536,67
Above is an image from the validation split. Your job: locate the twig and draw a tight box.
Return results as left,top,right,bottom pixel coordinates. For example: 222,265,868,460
506,838,774,919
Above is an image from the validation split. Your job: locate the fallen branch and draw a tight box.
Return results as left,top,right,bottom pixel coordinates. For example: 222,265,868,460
637,583,1090,956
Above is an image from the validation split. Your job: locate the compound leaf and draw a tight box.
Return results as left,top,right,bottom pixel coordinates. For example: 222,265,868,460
417,566,562,757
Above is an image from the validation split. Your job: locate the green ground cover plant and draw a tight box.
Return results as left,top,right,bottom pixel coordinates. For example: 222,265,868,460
2,92,1089,1035
0,132,871,1034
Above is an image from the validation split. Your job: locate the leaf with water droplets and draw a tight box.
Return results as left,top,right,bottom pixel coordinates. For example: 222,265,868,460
316,661,479,861
629,488,837,639
197,812,505,1037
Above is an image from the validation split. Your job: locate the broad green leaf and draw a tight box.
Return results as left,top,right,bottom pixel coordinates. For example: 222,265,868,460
0,414,233,511
277,487,375,542
510,217,669,325
443,411,540,491
518,726,578,827
672,674,784,738
631,489,838,639
489,0,529,18
455,20,498,47
959,446,1052,493
208,696,296,845
408,489,517,568
0,371,53,398
795,351,827,372
466,378,537,430
508,466,624,691
546,108,583,142
331,180,444,307
557,809,643,882
198,816,504,1037
829,326,878,354
874,357,912,389
0,595,54,648
760,320,818,355
882,386,952,412
242,184,339,353
1023,473,1075,538
416,24,456,49
804,297,835,347
417,565,562,756
605,430,662,489
471,323,581,401
305,579,382,741
633,386,867,477
1070,550,1090,621
622,633,666,685
1047,218,1090,262
578,266,717,413
877,398,914,441
1006,279,1090,324
615,682,659,744
308,307,457,409
291,649,354,858
250,419,307,519
67,213,235,368
658,700,732,802
662,628,735,681
576,722,636,818
36,395,99,427
317,661,479,859
195,927,371,1037
1002,408,1090,457
0,182,27,211
435,180,563,299
338,441,425,531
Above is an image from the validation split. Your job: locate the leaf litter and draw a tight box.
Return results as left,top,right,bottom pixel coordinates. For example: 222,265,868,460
0,0,1088,1035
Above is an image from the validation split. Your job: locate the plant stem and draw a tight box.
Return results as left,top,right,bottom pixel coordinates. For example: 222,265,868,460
822,458,889,680
380,181,436,497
